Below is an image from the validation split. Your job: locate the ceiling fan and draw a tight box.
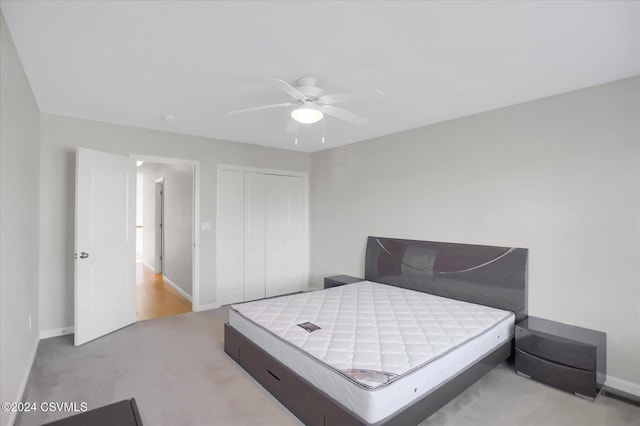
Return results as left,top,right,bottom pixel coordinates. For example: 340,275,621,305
228,77,383,129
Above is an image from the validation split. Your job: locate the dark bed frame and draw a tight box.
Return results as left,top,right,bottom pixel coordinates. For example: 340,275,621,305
224,236,528,425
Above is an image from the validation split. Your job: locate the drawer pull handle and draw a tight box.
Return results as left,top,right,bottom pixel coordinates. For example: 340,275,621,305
267,369,281,381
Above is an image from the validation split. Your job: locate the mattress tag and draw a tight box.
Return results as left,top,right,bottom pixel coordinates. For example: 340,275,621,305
297,322,321,332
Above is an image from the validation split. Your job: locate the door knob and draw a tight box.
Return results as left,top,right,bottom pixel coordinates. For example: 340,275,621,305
79,252,89,259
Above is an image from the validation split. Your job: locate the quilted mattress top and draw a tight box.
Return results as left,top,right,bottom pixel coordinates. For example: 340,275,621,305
230,281,513,389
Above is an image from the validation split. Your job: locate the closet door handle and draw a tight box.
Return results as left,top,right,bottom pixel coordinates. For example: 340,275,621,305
79,252,89,259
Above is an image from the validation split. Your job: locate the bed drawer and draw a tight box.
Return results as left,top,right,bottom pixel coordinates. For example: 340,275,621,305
239,341,325,426
516,349,596,397
225,323,363,426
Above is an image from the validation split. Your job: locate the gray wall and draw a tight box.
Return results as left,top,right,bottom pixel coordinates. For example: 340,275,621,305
163,164,194,296
0,13,41,426
140,163,194,297
310,77,640,394
38,114,311,331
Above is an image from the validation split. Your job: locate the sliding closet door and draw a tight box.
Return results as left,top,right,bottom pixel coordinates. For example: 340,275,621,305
217,170,244,305
217,167,308,305
265,174,308,298
244,173,266,301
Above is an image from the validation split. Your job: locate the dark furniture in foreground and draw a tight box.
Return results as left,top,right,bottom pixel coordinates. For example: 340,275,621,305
515,316,606,398
324,274,363,289
225,236,528,425
43,398,142,426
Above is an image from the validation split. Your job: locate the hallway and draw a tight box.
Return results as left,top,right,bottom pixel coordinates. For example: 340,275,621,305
136,262,191,321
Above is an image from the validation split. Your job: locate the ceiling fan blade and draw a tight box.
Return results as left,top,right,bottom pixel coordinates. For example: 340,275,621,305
319,105,369,127
272,79,307,100
228,102,295,115
318,89,384,105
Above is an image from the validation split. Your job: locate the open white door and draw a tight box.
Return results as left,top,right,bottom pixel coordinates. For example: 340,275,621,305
75,147,136,346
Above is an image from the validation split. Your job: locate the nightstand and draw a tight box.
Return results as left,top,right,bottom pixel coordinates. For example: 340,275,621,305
515,316,606,399
323,275,363,289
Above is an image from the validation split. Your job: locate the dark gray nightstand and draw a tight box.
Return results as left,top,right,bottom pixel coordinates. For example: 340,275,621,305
323,275,363,289
515,316,606,399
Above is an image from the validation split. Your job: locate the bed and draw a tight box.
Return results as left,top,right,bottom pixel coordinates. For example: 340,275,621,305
224,236,528,425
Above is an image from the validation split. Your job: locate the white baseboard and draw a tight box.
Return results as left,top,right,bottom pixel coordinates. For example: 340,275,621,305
162,276,192,302
39,326,74,339
193,302,221,312
6,335,39,426
606,375,640,397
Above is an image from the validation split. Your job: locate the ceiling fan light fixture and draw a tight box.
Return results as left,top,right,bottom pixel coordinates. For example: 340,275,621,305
291,107,323,124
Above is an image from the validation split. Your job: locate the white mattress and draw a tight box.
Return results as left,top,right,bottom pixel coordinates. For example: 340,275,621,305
230,281,514,424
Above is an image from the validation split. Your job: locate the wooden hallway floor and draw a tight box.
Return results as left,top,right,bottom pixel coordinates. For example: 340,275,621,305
136,262,192,321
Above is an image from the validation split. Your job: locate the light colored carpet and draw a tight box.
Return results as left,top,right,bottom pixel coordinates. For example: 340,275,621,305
17,308,639,426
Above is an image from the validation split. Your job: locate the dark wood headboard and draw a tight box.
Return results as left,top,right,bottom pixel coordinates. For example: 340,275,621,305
365,236,528,321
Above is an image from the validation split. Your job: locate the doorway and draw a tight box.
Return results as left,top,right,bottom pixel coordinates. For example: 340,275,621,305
135,160,196,321
75,149,202,345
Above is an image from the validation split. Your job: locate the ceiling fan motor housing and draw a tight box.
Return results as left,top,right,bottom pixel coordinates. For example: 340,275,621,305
296,77,324,100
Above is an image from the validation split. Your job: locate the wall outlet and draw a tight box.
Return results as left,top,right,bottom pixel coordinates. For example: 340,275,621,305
28,315,32,331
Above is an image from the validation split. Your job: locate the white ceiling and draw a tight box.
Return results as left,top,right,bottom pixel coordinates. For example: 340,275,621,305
1,1,638,153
